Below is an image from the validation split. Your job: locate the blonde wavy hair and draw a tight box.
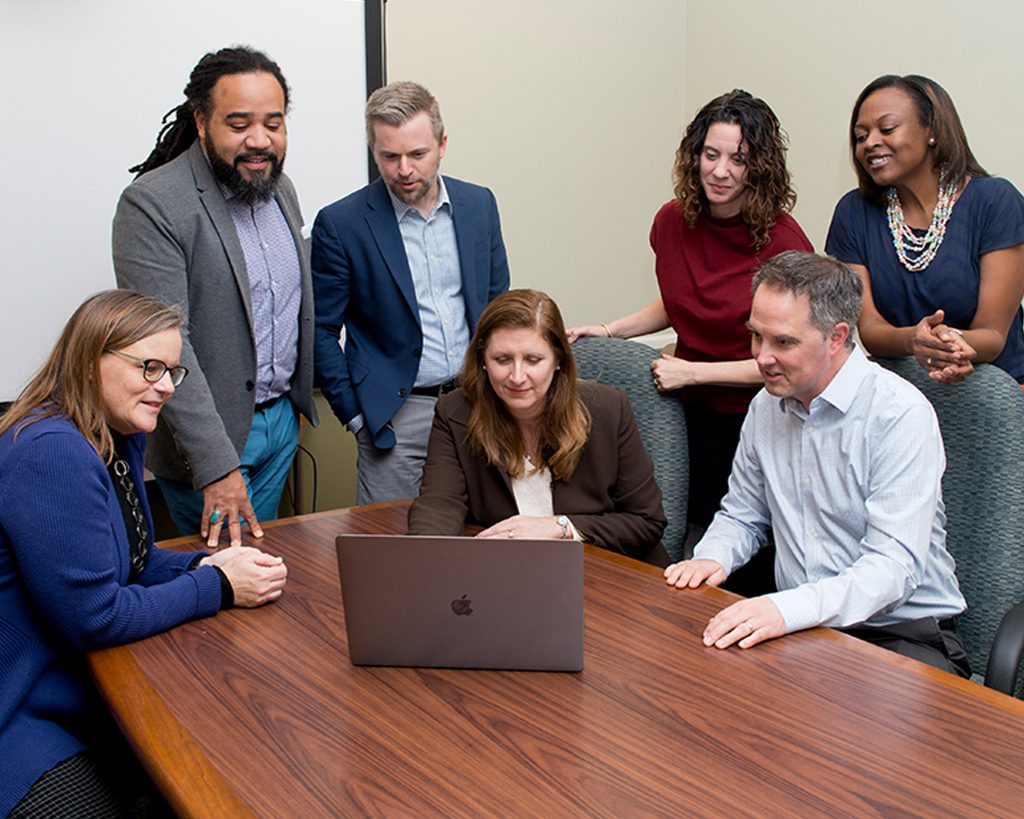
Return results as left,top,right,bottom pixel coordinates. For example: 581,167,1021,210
0,290,182,463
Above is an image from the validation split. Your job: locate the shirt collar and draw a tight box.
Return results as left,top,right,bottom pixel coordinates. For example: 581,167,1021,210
779,344,870,416
816,344,871,413
387,175,450,221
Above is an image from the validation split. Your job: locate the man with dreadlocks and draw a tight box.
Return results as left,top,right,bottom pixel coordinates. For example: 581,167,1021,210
113,46,316,548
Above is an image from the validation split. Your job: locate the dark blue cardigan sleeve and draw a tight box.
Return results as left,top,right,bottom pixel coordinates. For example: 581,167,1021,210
3,425,222,651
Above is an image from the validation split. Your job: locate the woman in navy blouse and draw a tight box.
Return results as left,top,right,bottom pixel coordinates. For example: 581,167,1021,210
0,291,287,817
827,74,1024,383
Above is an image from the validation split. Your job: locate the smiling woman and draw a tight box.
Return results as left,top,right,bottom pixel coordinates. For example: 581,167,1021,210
408,289,668,563
99,329,183,436
826,74,1024,385
0,290,289,816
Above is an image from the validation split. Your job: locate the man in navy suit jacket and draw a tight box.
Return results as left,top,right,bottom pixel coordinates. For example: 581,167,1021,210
312,82,509,504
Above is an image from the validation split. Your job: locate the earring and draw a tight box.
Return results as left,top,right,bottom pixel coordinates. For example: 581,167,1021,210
482,365,487,371
928,137,936,146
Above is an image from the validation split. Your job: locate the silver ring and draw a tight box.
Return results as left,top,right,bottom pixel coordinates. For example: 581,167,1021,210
506,529,514,538
927,357,933,366
745,620,755,632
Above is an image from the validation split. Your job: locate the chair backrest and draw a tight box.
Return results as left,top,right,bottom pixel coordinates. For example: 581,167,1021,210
572,337,688,561
875,357,1024,681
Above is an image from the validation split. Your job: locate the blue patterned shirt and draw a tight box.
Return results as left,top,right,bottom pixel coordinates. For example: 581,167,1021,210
695,345,966,632
224,190,302,404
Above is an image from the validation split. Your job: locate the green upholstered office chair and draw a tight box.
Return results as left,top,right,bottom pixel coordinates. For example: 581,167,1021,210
572,337,688,562
875,357,1024,696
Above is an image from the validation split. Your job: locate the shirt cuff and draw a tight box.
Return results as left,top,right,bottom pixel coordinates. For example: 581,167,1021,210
211,566,235,610
765,587,820,633
691,537,739,576
346,413,365,435
190,554,234,610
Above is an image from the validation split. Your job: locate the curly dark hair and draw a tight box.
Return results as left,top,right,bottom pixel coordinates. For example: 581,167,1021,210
849,74,988,204
672,89,796,251
128,46,290,177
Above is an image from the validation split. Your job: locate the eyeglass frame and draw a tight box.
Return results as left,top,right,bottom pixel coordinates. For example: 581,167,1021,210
108,349,189,387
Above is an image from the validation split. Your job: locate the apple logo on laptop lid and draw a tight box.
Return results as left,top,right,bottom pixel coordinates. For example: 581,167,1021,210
451,594,473,616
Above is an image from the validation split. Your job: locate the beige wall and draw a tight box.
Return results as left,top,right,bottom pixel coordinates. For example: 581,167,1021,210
298,0,1024,511
684,0,1024,250
299,0,690,510
294,394,358,513
386,0,689,325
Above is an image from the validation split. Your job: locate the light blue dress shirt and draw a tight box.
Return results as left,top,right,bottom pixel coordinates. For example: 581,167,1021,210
387,176,469,388
694,345,966,632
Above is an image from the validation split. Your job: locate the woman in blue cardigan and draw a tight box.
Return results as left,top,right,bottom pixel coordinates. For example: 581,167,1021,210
0,290,288,817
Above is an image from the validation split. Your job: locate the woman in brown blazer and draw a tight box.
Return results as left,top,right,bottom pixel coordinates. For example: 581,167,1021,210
408,290,668,563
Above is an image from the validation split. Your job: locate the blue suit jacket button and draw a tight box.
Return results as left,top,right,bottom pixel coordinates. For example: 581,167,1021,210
398,387,407,397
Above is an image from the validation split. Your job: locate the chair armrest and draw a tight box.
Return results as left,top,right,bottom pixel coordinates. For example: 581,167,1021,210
985,600,1024,697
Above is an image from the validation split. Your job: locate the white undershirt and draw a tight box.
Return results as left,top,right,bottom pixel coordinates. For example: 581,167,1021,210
510,457,580,540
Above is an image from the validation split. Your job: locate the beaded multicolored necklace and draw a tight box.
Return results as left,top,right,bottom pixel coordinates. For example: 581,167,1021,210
885,178,960,272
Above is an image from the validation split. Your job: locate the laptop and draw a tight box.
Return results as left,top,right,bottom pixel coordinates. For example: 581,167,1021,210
335,534,584,671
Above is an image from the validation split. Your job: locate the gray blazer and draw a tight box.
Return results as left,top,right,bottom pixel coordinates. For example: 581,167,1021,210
112,141,316,489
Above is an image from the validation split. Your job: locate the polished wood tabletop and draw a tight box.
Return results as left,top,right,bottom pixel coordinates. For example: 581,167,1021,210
88,502,1024,818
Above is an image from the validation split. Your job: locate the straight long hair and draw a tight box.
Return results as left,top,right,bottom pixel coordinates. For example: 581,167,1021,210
0,290,182,463
461,290,590,481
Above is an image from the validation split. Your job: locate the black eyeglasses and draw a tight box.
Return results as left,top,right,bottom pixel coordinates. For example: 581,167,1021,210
109,350,189,387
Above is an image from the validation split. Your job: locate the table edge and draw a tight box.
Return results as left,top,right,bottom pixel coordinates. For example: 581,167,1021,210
87,644,257,819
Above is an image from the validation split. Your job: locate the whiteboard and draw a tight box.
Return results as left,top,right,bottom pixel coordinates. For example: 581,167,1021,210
0,0,369,399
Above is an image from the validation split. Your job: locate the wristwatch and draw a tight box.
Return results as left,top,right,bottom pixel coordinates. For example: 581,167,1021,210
556,515,571,539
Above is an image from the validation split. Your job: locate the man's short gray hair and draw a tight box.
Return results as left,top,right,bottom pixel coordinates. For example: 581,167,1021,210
365,81,444,145
752,251,862,347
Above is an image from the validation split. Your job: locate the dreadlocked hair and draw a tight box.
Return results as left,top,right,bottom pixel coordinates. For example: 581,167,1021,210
128,45,290,177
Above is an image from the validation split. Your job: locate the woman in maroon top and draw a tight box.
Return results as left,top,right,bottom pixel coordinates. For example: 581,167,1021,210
570,90,812,585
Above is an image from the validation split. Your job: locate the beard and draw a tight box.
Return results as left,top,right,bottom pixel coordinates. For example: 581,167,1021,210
205,136,284,205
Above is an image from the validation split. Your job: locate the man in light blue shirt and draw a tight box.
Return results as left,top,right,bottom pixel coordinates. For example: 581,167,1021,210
665,251,969,676
313,82,509,504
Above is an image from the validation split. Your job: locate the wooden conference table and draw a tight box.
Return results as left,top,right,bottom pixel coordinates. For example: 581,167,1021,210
88,503,1024,818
